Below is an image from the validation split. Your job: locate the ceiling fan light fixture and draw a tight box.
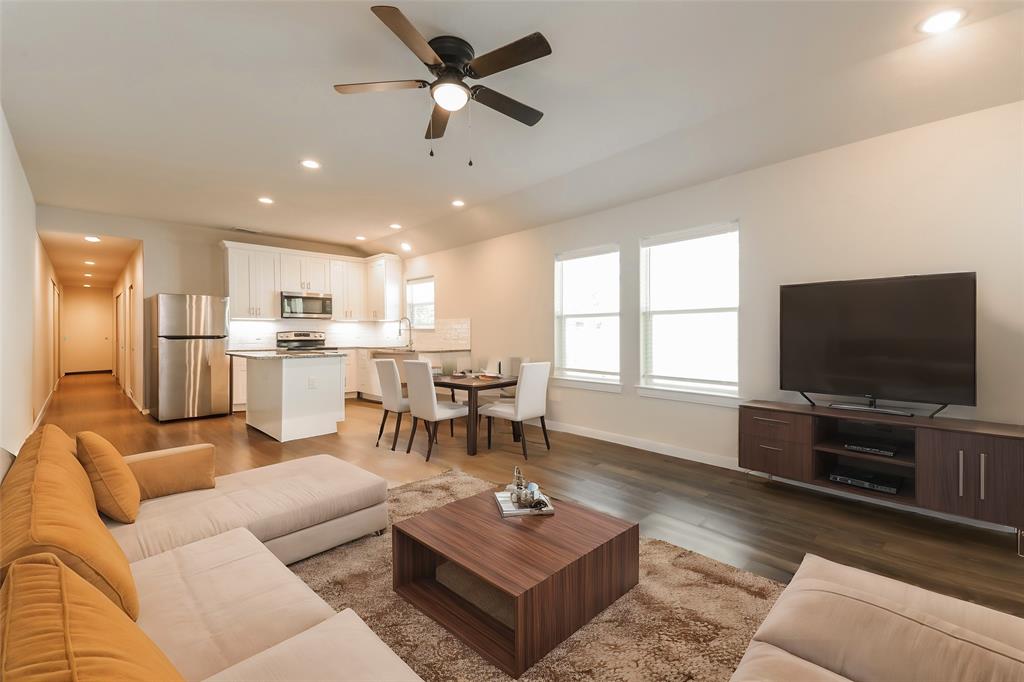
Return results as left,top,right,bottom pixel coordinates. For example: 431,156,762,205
431,80,470,112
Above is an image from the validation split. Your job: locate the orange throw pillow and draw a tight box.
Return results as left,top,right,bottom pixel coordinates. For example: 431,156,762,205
0,553,184,682
76,432,141,523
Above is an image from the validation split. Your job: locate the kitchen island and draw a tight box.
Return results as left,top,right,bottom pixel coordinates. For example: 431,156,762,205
226,351,346,442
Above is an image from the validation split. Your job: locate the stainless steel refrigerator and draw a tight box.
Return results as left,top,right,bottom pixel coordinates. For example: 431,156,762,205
150,294,230,421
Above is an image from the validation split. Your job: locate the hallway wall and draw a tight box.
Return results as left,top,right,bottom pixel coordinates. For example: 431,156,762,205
62,286,114,373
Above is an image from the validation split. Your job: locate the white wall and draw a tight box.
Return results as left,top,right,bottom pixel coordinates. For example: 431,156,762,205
1,105,40,453
62,286,114,372
404,102,1024,467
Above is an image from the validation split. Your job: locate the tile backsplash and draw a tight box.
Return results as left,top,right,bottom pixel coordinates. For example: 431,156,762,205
228,318,470,351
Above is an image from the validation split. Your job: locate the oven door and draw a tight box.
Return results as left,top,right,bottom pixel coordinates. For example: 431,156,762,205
280,292,333,319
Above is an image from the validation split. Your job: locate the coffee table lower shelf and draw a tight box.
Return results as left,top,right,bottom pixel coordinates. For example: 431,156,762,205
395,577,515,673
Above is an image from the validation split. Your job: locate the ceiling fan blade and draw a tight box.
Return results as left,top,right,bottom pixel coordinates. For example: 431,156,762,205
333,79,428,94
425,104,450,139
371,6,443,68
471,86,543,126
466,32,551,79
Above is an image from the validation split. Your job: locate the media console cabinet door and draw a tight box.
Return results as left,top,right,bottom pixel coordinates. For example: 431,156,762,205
918,429,1024,526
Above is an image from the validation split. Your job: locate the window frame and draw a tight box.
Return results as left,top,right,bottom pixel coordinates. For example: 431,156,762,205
405,276,435,330
553,244,621,385
639,222,740,397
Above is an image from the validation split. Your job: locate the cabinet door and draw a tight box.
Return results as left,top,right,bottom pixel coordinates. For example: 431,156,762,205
344,353,358,394
974,437,1024,527
227,249,252,319
280,254,303,292
383,258,403,320
917,429,978,518
345,261,366,320
249,251,279,319
303,257,330,293
330,260,348,320
366,260,385,320
231,357,246,408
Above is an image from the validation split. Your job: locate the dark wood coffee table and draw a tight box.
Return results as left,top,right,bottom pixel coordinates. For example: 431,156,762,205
393,490,639,678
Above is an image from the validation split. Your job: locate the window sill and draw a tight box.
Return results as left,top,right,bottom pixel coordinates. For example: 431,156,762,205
635,385,745,408
552,377,623,393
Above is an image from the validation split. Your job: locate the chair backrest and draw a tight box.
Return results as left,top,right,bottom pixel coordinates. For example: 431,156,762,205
373,359,404,412
404,360,440,421
514,362,550,421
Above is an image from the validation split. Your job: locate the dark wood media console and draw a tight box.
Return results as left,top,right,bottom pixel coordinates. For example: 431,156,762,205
739,401,1024,555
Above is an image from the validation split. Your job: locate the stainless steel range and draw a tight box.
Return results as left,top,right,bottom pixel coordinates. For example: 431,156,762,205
275,331,343,356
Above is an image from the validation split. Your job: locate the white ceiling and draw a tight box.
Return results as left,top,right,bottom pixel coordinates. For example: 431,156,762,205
2,1,1019,255
39,231,139,288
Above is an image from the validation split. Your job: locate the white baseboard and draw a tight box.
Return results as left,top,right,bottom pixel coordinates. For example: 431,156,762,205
543,419,738,470
32,390,55,432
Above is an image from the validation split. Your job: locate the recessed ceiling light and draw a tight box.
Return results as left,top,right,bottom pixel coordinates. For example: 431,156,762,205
84,273,93,278
451,199,465,207
919,9,964,33
389,223,402,230
355,235,366,241
84,260,95,265
84,236,101,242
258,196,274,205
300,159,321,169
83,284,91,288
400,242,412,252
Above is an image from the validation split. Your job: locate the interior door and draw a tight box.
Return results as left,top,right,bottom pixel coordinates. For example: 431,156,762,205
115,292,125,386
917,429,977,519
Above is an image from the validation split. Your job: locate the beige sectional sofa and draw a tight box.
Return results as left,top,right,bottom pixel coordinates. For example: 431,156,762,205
0,424,421,682
732,554,1024,681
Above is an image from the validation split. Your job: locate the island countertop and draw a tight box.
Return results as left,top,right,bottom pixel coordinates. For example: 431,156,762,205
226,350,348,360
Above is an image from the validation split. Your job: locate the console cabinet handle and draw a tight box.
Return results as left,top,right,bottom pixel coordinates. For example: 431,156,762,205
979,452,986,501
759,444,783,452
753,416,789,425
958,450,964,497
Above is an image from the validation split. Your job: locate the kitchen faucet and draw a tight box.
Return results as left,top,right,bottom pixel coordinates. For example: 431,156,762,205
399,317,413,350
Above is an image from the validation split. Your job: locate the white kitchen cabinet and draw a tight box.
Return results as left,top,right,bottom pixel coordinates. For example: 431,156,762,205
227,247,279,320
281,254,330,293
344,351,358,396
365,255,402,321
355,349,382,398
232,357,247,410
330,259,367,320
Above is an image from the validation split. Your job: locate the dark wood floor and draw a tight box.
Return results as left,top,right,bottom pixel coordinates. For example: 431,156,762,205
42,373,1024,616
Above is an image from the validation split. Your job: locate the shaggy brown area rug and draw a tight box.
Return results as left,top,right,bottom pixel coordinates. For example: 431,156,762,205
291,471,783,681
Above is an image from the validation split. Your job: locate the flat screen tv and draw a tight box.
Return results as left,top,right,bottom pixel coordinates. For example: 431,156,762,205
780,273,976,406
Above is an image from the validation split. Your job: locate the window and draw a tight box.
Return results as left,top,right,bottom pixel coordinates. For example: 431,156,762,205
641,223,738,395
405,276,435,329
554,247,619,383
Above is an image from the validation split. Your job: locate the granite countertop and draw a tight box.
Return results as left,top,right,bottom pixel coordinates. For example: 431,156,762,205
226,350,348,360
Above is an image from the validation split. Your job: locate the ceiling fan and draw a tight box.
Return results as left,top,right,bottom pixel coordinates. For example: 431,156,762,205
333,5,551,139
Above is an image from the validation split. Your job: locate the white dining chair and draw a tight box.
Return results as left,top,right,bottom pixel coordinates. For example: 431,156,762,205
373,359,410,451
499,356,529,399
479,362,551,460
405,360,469,461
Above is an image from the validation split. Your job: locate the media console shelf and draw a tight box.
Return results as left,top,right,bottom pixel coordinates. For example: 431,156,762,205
739,401,1024,556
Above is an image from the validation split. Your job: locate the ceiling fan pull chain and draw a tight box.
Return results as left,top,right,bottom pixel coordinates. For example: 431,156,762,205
428,95,435,157
467,99,474,167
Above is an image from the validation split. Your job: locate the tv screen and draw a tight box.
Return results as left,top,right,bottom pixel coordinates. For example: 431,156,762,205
780,273,976,406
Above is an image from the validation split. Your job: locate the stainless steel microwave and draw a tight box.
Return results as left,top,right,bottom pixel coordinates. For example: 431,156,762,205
280,291,333,319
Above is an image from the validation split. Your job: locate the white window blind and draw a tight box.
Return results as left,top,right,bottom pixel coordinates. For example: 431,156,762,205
641,223,739,394
405,276,435,329
554,247,619,382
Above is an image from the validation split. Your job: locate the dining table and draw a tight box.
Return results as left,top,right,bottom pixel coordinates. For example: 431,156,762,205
432,374,518,455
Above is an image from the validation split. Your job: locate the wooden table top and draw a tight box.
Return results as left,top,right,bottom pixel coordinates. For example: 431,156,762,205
393,490,637,597
432,375,518,390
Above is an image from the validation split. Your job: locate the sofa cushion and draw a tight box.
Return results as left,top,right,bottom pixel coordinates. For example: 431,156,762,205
204,609,422,682
731,641,850,682
132,527,335,681
0,424,140,620
76,431,141,523
125,444,216,500
741,555,1024,682
0,553,183,682
108,455,387,562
